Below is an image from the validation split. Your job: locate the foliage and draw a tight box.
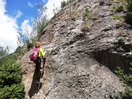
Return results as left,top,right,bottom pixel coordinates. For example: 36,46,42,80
124,0,132,25
0,48,25,99
84,8,92,18
83,8,97,21
118,0,127,4
81,8,95,32
127,0,132,12
113,14,123,20
114,64,132,99
26,40,33,51
115,5,124,12
34,19,47,39
27,42,33,51
112,0,132,25
112,0,126,12
114,67,132,86
120,88,132,99
0,83,25,99
117,36,125,45
61,1,67,8
0,63,21,86
81,22,90,32
0,46,8,60
125,12,132,25
32,4,48,40
61,0,75,8
69,10,81,21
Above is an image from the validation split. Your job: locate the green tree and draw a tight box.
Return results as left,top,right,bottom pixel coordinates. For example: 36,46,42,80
0,46,8,60
125,0,132,25
0,48,25,99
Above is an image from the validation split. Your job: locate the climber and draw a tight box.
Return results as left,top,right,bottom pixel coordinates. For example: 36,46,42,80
29,40,46,82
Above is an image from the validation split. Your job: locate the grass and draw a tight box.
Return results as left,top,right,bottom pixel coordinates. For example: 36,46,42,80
115,5,124,12
81,22,90,32
69,10,82,21
113,14,123,20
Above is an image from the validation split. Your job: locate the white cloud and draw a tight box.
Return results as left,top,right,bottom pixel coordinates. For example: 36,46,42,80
0,0,6,15
27,2,34,8
15,10,23,19
0,0,19,53
41,0,68,19
0,0,69,53
21,19,32,39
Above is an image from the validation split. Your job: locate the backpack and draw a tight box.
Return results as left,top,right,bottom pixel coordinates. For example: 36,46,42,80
29,48,40,61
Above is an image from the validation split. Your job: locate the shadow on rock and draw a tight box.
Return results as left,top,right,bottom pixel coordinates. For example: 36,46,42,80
28,66,42,99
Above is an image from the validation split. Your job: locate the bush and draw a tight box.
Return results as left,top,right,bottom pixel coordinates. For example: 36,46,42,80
81,22,90,32
36,19,47,39
120,88,132,99
27,43,33,51
113,14,123,20
115,5,124,12
61,1,67,8
0,84,25,99
127,0,132,12
0,46,8,60
61,0,75,8
117,36,125,45
0,63,22,86
124,0,132,25
125,12,132,25
26,40,33,51
0,54,25,99
83,8,97,21
84,8,92,18
115,67,132,86
70,10,81,21
114,66,132,99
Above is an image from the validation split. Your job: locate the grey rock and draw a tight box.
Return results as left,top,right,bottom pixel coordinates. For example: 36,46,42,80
21,0,132,99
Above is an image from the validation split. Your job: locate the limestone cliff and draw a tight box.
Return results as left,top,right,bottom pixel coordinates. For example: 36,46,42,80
21,0,132,99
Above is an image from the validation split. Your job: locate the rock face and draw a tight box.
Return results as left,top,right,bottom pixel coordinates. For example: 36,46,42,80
21,0,132,99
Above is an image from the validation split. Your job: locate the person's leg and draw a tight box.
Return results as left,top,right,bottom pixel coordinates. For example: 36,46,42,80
40,58,46,78
36,57,41,83
36,57,41,72
43,58,46,68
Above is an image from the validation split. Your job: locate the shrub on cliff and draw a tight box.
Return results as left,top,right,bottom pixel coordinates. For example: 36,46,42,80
0,49,25,99
125,0,132,25
125,12,132,25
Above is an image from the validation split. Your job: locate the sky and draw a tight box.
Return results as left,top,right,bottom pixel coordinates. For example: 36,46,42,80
0,0,67,53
